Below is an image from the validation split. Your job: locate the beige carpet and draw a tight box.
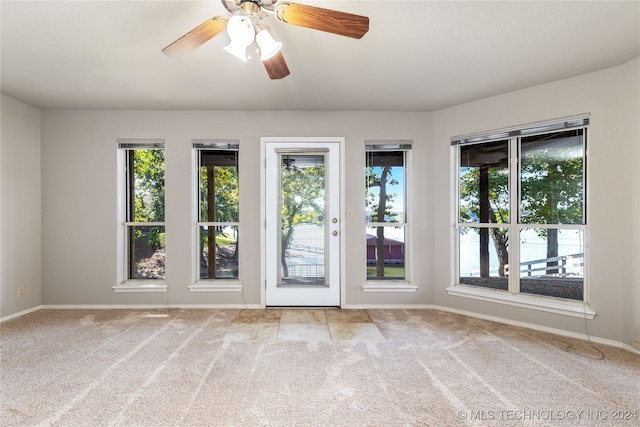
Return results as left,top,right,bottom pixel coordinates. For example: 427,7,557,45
1,308,638,426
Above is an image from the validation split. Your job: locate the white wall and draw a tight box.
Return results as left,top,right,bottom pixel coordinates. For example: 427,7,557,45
1,94,42,318
623,59,640,348
40,111,432,308
433,57,640,345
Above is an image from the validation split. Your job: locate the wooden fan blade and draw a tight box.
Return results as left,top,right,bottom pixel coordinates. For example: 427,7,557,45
263,51,291,79
162,16,228,57
276,3,369,39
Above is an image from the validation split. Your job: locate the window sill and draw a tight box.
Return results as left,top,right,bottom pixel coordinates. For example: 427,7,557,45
188,282,242,292
363,282,418,293
446,285,595,319
112,283,167,293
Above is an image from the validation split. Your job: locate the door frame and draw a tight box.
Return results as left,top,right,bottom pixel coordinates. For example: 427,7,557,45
260,137,345,307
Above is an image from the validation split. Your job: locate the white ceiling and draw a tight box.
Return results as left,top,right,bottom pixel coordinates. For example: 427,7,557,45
2,1,639,111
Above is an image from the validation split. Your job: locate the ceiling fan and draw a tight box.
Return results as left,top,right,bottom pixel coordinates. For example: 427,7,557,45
162,0,369,79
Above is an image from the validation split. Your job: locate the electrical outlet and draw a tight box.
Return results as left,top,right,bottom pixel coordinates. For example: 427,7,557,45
18,287,25,297
347,209,354,219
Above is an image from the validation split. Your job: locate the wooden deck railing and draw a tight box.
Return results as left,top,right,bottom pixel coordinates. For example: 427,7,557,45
469,253,584,278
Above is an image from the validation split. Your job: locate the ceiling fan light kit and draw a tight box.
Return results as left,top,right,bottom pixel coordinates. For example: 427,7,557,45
255,29,282,61
223,15,256,61
162,0,369,79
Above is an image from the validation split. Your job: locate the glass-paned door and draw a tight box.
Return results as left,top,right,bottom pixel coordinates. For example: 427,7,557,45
265,140,341,306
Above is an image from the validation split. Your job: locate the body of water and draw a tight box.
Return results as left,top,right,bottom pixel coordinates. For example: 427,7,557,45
285,225,583,278
459,228,584,277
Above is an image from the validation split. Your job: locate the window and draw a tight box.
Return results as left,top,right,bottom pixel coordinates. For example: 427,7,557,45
116,141,166,288
193,141,239,286
452,116,589,313
365,142,411,283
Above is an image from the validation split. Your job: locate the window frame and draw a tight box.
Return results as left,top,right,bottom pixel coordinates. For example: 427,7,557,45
114,140,167,293
363,141,416,293
447,116,595,318
189,140,242,292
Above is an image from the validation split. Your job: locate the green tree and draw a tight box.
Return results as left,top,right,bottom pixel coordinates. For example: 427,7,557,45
366,165,399,278
280,161,325,277
459,165,510,276
200,165,239,223
199,160,239,278
133,149,165,247
520,137,584,272
459,132,584,277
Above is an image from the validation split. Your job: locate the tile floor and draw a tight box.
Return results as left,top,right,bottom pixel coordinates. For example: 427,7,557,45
222,309,386,342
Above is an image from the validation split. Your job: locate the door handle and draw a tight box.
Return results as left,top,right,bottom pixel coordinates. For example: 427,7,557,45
332,230,338,236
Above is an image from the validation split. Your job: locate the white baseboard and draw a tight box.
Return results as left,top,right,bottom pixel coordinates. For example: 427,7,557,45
431,304,640,356
342,304,434,310
0,305,43,322
39,304,263,310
